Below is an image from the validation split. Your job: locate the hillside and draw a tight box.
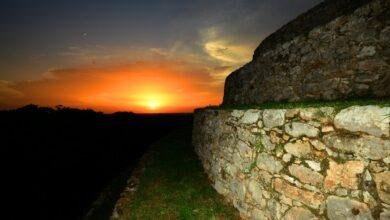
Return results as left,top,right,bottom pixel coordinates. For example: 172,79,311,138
110,127,239,219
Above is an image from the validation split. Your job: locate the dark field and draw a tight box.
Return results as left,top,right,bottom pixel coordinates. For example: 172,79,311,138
0,105,192,220
112,127,239,220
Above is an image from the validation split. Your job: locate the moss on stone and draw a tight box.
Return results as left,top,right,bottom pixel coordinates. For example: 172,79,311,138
204,98,390,111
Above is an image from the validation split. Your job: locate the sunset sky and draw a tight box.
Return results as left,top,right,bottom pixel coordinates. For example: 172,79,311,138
0,0,321,113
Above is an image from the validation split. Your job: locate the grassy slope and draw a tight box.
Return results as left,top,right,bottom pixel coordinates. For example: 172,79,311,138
207,98,390,111
113,127,239,220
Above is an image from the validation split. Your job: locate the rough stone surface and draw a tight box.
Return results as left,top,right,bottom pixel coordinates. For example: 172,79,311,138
196,104,388,218
326,196,373,220
274,178,324,209
231,110,244,118
248,179,263,203
321,125,335,133
334,106,390,137
285,122,319,138
257,153,283,174
310,139,325,151
324,160,365,191
299,108,316,121
305,160,321,172
261,135,276,151
223,0,390,105
284,141,311,158
323,134,390,160
380,210,390,220
282,207,317,220
288,164,324,187
282,154,292,163
240,109,261,124
374,171,390,204
263,109,286,128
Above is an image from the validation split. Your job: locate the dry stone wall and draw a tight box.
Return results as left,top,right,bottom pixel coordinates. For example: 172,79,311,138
223,0,390,105
192,105,390,219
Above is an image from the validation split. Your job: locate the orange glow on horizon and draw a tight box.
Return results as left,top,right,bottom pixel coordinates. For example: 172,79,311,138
3,61,222,113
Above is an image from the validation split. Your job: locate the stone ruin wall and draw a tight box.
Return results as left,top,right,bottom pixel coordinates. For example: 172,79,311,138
223,0,390,105
193,0,390,219
192,105,390,219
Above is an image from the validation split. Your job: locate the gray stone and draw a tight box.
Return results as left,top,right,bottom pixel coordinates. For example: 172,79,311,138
320,107,335,116
285,122,320,138
284,141,311,158
231,110,244,118
380,26,390,42
363,191,377,208
357,46,376,58
283,153,292,163
237,127,258,144
261,135,276,151
288,164,324,187
321,125,335,133
268,199,283,219
263,109,286,128
252,208,271,220
326,196,373,220
310,139,326,151
323,134,390,160
334,106,390,137
257,120,263,128
285,109,300,118
257,153,283,174
225,163,238,177
307,120,321,128
299,108,318,121
306,160,322,172
237,141,252,158
214,180,228,195
251,127,260,133
364,170,372,181
380,209,390,220
335,188,348,196
232,152,249,170
240,109,261,124
282,207,318,220
230,179,246,201
303,184,320,192
374,171,390,204
247,179,263,203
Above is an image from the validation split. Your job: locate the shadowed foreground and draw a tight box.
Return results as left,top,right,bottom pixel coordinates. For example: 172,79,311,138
1,105,192,220
111,127,239,219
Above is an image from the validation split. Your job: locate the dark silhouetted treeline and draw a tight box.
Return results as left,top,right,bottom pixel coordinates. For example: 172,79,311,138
0,104,193,220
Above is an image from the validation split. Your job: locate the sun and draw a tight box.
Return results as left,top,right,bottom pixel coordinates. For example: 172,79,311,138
134,93,169,112
147,101,160,110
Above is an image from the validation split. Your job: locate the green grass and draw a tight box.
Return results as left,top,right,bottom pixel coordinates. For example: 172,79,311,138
113,127,239,220
205,98,390,112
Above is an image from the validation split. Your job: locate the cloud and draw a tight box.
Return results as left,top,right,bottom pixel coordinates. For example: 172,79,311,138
197,26,254,81
0,81,24,108
203,40,252,64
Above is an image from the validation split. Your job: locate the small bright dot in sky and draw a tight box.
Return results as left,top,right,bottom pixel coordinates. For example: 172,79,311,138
147,101,160,110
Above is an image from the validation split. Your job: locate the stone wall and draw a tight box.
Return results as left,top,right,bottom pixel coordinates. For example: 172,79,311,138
223,0,390,105
192,105,390,219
